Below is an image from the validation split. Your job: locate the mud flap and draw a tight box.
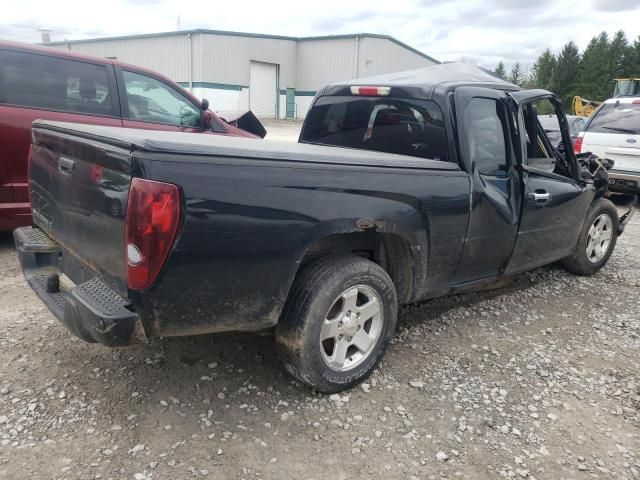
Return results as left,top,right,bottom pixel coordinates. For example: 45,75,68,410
617,195,638,236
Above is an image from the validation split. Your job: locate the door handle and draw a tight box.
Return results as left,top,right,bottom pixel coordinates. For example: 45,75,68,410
528,191,551,204
58,157,75,176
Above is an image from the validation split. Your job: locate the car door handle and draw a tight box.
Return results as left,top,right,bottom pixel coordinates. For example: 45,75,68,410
58,157,75,176
528,191,551,203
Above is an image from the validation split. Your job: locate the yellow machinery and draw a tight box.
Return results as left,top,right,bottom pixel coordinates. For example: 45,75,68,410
573,96,602,117
572,79,639,117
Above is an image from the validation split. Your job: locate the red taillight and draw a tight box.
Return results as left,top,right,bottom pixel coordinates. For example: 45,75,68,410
632,99,640,104
90,165,104,183
574,134,584,154
125,178,181,290
350,86,391,96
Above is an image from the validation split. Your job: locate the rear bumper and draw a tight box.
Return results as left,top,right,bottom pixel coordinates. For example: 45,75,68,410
13,226,147,346
608,169,640,193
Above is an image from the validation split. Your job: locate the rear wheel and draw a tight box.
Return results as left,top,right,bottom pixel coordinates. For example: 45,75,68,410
276,256,397,393
560,198,619,275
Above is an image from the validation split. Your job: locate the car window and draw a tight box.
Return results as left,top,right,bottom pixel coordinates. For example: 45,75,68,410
0,49,115,116
467,98,508,176
122,70,201,127
301,96,448,161
574,118,585,133
587,102,640,135
538,115,559,130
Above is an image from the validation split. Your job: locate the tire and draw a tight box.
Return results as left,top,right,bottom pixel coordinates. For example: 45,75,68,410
276,255,398,393
560,198,619,275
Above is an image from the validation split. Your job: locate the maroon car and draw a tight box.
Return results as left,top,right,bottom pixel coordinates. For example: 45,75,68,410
0,39,257,231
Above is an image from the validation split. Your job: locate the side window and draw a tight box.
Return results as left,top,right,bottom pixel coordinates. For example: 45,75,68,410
0,49,115,116
520,98,577,178
467,98,509,176
122,70,201,127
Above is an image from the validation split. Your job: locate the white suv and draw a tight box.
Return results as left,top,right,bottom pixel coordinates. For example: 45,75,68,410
576,97,640,194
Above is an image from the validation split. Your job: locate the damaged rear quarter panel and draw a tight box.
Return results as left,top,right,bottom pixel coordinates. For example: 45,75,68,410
131,153,471,337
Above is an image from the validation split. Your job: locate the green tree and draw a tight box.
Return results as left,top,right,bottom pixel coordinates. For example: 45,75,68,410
609,30,632,82
508,62,525,86
551,42,581,112
493,61,507,80
492,31,640,105
575,32,610,101
530,49,556,90
630,36,640,75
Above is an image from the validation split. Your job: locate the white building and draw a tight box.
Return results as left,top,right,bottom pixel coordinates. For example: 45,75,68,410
49,29,439,119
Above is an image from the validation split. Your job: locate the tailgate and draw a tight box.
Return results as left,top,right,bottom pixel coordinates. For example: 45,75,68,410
603,146,640,172
29,123,133,294
583,132,640,172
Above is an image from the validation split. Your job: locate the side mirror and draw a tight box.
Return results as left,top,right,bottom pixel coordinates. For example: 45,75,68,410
201,110,213,130
200,98,212,129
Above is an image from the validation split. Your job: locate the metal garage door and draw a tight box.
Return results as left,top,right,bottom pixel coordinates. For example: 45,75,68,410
249,61,277,118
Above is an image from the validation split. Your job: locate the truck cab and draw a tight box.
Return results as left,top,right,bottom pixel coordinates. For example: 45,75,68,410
300,63,601,278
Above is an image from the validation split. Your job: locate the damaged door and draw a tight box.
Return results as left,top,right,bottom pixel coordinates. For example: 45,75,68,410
452,87,522,283
506,92,595,273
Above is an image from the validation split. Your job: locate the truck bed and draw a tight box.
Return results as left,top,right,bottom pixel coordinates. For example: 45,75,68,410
18,120,471,346
36,121,458,170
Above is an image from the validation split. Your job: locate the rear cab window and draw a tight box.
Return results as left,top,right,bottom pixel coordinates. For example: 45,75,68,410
0,49,116,117
301,96,448,162
587,101,640,135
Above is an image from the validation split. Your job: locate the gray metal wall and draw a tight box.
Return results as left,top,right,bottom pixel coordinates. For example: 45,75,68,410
199,33,296,89
358,37,437,78
61,34,193,83
53,33,436,94
57,32,297,90
296,38,358,92
296,36,436,91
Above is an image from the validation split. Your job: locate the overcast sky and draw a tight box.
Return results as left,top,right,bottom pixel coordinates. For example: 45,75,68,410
3,0,640,69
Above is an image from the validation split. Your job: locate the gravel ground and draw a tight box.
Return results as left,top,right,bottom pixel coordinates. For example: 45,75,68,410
0,120,638,479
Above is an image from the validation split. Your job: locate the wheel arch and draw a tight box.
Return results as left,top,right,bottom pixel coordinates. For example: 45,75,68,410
295,229,419,304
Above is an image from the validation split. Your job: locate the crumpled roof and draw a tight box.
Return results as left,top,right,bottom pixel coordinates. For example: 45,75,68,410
330,62,518,92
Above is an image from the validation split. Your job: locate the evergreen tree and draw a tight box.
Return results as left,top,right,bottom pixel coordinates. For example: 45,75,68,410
530,49,556,90
521,65,536,89
631,36,640,75
508,62,525,86
609,30,631,82
491,31,640,106
551,42,581,112
575,32,610,101
493,61,507,80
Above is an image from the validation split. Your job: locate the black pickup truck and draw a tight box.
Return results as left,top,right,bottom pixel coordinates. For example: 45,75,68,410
14,63,634,392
